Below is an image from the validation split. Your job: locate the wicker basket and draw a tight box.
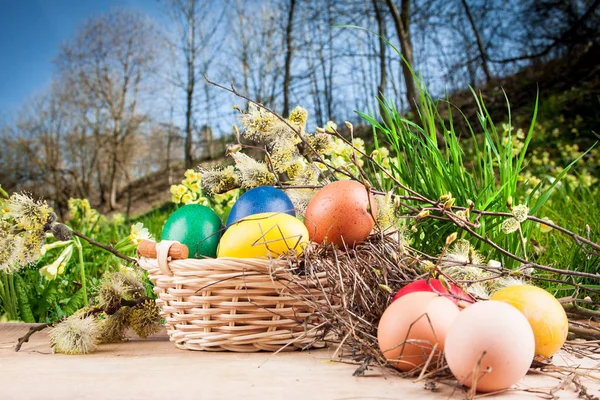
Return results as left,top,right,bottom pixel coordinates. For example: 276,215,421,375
137,241,333,352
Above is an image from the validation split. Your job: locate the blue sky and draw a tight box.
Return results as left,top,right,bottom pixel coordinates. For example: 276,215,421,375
0,0,164,114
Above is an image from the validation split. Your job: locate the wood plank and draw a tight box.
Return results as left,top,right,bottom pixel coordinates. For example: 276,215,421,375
1,323,598,400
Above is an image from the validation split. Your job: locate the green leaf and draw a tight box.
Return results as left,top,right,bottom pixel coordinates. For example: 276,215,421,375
15,275,35,323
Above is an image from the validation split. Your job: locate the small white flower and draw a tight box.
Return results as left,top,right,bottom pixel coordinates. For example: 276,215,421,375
129,222,153,245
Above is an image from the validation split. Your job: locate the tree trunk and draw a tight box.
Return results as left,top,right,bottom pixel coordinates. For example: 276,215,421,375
184,0,196,169
108,136,119,211
107,114,123,211
282,0,296,117
461,0,492,83
385,0,417,110
373,0,387,120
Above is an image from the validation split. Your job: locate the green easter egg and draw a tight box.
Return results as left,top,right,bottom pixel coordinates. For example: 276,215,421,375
161,204,222,258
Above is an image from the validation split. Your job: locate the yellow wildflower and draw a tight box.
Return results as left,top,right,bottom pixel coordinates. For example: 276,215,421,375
539,217,554,233
39,244,74,280
112,213,125,225
181,193,193,204
170,185,187,197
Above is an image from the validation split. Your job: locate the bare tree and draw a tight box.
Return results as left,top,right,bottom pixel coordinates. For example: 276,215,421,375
57,9,158,210
386,0,418,110
163,0,223,168
282,0,297,116
460,0,492,82
373,0,388,119
229,0,283,108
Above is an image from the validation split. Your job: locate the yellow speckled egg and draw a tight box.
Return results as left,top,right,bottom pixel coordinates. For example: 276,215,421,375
217,212,309,258
491,284,568,358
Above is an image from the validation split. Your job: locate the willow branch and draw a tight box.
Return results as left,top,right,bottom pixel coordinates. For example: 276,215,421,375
71,230,136,264
204,75,355,181
14,323,51,352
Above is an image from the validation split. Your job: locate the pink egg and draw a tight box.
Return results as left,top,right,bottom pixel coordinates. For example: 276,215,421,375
378,291,460,372
444,301,535,393
392,279,472,306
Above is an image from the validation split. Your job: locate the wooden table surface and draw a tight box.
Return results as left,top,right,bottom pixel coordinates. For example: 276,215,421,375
1,323,598,400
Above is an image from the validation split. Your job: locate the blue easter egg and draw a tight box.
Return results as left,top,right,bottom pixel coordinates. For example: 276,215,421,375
226,186,295,227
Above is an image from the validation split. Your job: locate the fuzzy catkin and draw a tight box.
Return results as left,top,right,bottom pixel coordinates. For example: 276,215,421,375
99,307,132,343
129,300,162,339
49,314,100,355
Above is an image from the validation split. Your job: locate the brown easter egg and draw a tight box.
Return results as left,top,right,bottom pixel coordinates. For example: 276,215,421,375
304,180,377,247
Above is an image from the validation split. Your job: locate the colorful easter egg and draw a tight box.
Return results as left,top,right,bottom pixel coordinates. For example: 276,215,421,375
226,186,295,227
218,212,308,258
161,204,222,258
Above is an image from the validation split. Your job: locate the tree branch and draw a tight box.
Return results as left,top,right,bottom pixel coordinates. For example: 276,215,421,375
71,230,136,264
14,323,51,352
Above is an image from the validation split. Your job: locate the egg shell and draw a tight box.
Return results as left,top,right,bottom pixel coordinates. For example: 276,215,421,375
444,300,535,393
304,180,376,247
393,279,472,306
161,204,222,259
217,212,308,258
377,291,460,372
226,186,295,228
490,284,568,358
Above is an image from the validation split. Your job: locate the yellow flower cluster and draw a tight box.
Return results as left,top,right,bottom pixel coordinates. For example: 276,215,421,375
371,147,397,170
68,198,106,230
129,222,153,245
317,137,365,178
523,141,599,195
500,124,526,158
170,169,207,205
170,169,239,219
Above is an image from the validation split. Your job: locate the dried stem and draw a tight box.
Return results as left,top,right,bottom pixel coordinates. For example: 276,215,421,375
14,323,51,352
72,230,136,264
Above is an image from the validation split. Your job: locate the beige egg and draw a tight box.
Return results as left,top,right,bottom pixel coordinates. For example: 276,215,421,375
377,291,460,372
445,300,535,393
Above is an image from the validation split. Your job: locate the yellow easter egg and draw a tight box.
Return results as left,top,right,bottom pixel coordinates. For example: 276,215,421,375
491,284,568,358
217,212,308,258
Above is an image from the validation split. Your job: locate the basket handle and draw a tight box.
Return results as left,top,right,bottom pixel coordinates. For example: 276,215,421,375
156,240,181,276
137,240,189,260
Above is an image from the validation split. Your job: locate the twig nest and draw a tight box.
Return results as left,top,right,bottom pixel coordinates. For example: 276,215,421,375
304,180,377,247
